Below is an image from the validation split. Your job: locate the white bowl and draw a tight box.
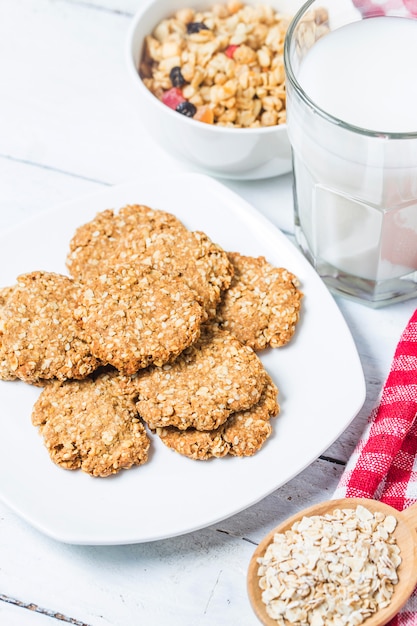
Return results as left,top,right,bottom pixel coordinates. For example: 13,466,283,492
125,0,299,180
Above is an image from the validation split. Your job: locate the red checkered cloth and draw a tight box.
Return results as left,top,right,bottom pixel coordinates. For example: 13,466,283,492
352,0,417,17
334,308,417,625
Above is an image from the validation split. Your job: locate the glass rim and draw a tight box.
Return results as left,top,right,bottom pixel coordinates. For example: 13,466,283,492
283,0,417,140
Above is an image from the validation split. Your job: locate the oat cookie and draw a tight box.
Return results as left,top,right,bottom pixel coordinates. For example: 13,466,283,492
158,425,230,460
223,374,279,456
31,370,150,477
135,325,268,431
0,286,17,381
156,375,279,459
0,286,13,308
74,264,203,375
66,205,187,280
215,252,303,350
128,228,233,319
67,205,233,318
1,272,99,384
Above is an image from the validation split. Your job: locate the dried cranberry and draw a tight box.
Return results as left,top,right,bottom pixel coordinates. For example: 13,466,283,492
186,22,209,34
162,87,185,110
169,66,186,88
225,45,239,59
176,101,197,117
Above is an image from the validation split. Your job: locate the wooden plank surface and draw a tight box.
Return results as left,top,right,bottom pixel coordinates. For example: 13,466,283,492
0,602,68,626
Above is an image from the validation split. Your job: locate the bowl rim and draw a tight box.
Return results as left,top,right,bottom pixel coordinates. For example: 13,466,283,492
124,0,289,136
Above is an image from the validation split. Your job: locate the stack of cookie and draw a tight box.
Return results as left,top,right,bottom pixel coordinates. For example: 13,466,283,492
0,205,302,477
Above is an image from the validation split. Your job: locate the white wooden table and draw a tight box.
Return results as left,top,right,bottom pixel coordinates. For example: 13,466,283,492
0,2,415,625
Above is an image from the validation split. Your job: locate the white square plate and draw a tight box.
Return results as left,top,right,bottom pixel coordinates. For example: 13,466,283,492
0,173,365,544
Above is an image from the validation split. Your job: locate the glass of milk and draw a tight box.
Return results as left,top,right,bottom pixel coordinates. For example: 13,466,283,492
284,0,417,307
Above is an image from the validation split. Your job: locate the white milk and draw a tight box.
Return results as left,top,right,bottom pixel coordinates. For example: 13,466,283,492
288,16,417,285
298,17,417,133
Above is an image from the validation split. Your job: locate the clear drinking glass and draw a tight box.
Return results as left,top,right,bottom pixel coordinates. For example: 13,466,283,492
284,0,417,307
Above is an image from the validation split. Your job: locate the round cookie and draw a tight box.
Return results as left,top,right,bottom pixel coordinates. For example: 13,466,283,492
66,205,233,319
1,272,100,384
129,228,234,319
224,375,279,456
66,205,187,280
0,286,17,381
135,326,268,431
74,264,204,375
215,252,303,350
157,426,230,460
31,371,150,477
156,375,279,460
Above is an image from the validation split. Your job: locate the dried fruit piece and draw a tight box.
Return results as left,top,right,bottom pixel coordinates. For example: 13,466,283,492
176,101,197,117
161,87,185,110
194,105,214,124
169,66,186,87
186,22,209,34
225,44,239,58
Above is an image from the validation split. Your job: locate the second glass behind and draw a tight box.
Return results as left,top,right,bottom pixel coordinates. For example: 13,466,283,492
284,0,417,307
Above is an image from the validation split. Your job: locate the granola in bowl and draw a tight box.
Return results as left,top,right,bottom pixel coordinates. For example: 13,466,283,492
125,0,315,178
140,1,292,128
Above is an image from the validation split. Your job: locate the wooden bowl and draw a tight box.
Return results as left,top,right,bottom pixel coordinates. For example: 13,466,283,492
247,497,417,626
